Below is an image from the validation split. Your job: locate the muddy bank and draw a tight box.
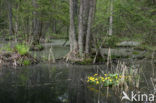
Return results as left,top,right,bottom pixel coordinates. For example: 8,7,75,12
0,52,38,66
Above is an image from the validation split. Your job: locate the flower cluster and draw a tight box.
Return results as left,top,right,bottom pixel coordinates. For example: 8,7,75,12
87,73,130,86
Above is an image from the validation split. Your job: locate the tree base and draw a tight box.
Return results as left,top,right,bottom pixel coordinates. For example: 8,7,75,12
65,50,84,63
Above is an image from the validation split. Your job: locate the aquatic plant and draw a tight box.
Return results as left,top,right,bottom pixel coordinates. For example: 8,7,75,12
87,73,131,87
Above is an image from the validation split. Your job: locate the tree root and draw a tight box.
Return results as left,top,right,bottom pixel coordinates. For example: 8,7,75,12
64,50,84,63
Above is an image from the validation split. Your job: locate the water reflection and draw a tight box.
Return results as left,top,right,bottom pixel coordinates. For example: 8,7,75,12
0,60,155,103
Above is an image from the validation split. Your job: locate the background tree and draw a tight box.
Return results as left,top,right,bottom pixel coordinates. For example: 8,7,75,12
67,0,96,60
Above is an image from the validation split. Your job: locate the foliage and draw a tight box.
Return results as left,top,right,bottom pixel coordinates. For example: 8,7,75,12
15,44,29,55
104,35,120,47
94,0,156,47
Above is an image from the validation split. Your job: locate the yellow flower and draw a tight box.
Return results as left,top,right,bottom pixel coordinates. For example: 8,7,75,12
94,74,98,76
96,81,99,84
104,74,107,76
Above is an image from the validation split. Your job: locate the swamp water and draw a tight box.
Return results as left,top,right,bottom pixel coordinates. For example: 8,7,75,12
0,40,155,103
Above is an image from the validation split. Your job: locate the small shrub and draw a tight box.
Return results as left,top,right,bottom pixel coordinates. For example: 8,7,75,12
15,44,29,55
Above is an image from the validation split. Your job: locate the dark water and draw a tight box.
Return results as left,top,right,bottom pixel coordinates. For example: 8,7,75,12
0,63,121,103
0,59,155,103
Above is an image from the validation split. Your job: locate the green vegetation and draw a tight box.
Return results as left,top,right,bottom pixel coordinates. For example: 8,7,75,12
104,36,120,47
87,61,141,89
0,43,30,55
87,73,130,86
0,0,155,64
22,59,31,66
136,44,156,51
46,33,68,39
77,58,93,65
15,44,29,55
0,44,13,52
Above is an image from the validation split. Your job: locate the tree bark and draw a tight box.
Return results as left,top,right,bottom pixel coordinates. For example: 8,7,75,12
85,0,96,54
52,19,56,34
32,0,42,45
68,0,96,60
69,0,78,51
7,0,13,35
108,0,113,36
78,0,84,55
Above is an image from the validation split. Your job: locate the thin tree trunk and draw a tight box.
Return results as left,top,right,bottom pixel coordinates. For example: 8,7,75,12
32,0,42,45
7,0,13,35
52,19,56,33
85,0,96,54
108,0,113,36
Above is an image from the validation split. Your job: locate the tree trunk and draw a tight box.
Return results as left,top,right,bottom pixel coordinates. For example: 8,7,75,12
69,0,77,51
32,0,42,45
52,19,56,34
85,0,96,54
108,0,113,36
78,0,84,55
67,0,96,61
7,0,13,35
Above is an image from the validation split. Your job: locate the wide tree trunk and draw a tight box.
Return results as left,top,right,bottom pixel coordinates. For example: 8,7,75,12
78,0,84,55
